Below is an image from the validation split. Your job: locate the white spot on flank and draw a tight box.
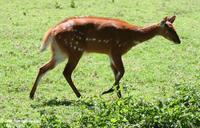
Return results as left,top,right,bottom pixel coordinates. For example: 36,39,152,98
118,44,121,47
64,39,68,44
98,40,101,42
116,40,120,44
75,41,79,45
78,48,83,51
105,40,109,43
74,46,77,50
92,38,96,41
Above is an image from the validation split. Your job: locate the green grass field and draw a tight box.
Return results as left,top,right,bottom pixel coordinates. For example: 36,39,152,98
0,0,200,127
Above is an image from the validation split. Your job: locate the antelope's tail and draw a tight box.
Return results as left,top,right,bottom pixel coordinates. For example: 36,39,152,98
39,28,54,52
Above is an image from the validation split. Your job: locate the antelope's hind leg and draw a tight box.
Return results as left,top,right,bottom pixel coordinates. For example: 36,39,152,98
63,51,83,98
29,58,56,99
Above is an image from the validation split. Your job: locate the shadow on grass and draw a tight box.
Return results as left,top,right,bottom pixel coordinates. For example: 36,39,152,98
43,98,73,106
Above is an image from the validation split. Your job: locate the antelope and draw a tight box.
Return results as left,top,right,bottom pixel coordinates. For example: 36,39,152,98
30,16,181,99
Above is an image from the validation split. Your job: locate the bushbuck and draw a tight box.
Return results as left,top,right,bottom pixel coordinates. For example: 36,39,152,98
30,16,181,99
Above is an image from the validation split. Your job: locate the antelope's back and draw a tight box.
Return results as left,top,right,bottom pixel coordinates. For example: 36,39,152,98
52,17,136,54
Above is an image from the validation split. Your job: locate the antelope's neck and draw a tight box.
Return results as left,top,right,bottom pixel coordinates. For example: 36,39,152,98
134,23,160,43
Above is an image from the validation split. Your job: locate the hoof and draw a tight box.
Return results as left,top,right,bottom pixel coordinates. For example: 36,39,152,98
117,91,122,98
101,87,114,95
29,94,34,100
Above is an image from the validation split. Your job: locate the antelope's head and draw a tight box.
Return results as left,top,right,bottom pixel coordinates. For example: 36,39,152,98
159,16,181,44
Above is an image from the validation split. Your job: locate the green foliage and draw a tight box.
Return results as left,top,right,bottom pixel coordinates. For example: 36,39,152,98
0,123,8,128
76,85,200,127
40,114,70,128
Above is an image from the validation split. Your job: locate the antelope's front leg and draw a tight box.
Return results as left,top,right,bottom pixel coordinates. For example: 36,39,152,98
102,53,124,98
101,62,117,95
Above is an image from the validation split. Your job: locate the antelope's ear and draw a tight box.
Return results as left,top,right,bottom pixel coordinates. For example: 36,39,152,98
163,16,168,22
168,15,176,23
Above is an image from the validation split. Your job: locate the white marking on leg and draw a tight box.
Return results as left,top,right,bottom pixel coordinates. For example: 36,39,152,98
35,73,44,88
109,56,114,65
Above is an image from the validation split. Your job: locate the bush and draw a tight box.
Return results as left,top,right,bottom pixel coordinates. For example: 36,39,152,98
40,114,70,128
75,85,200,127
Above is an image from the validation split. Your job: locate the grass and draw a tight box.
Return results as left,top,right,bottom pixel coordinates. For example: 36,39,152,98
0,0,200,127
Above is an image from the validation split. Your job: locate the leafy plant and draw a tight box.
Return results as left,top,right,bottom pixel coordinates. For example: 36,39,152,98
40,114,70,128
75,85,200,127
0,123,8,128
